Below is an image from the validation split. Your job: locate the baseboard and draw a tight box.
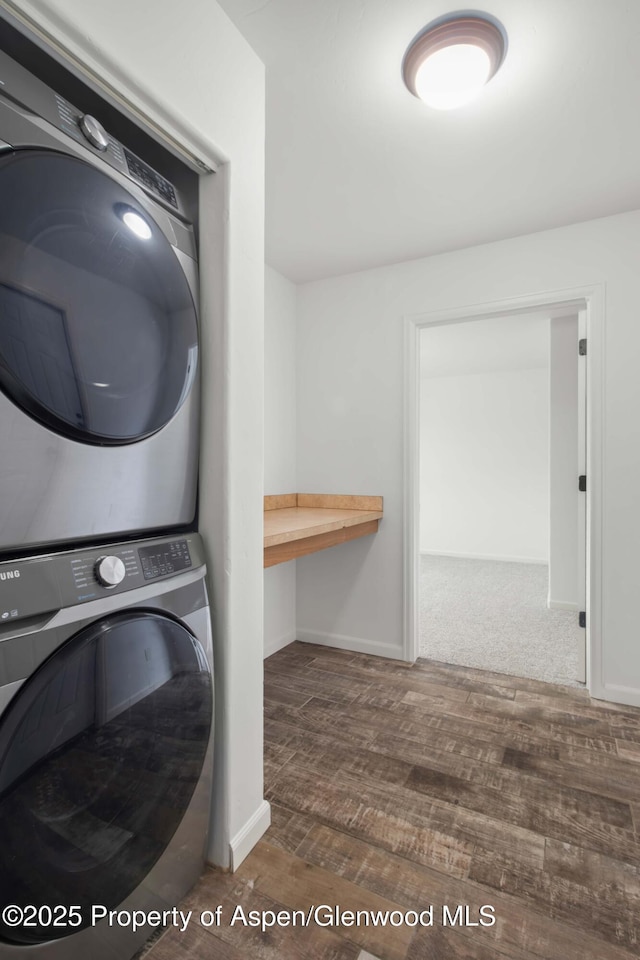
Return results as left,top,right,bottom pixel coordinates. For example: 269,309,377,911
420,550,548,565
229,799,271,871
264,629,297,659
547,599,579,611
297,629,406,661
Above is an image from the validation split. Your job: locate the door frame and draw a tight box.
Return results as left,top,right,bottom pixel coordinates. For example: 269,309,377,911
403,283,604,697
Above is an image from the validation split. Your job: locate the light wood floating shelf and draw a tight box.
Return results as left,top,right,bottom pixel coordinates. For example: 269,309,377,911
264,494,383,568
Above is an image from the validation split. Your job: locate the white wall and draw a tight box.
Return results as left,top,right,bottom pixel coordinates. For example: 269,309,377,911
296,210,640,705
420,367,549,562
264,267,297,657
549,315,580,609
15,0,268,866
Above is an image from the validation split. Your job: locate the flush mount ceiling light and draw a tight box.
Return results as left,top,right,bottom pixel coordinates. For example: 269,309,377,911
402,12,507,110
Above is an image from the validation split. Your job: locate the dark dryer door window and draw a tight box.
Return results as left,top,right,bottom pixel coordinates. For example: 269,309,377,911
0,149,198,444
0,611,212,944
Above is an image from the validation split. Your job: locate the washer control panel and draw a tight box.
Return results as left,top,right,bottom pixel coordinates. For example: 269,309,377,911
0,534,205,624
139,540,192,581
70,546,140,600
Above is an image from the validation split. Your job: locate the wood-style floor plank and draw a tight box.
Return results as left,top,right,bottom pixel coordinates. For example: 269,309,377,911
465,690,640,742
266,802,316,854
144,922,245,960
265,759,477,879
144,642,640,960
296,823,639,960
237,841,414,960
412,655,591,700
468,835,640,951
397,689,619,753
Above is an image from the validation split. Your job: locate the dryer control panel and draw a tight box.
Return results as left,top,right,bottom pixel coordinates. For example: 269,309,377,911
0,48,193,220
0,533,205,625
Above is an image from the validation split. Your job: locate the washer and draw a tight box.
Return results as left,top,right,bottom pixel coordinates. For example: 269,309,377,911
0,49,201,556
0,533,213,959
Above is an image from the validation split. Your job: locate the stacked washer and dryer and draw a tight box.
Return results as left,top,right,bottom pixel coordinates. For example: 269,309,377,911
0,50,213,959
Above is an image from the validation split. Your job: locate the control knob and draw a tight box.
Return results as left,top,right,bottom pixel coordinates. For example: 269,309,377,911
79,114,109,152
95,556,126,588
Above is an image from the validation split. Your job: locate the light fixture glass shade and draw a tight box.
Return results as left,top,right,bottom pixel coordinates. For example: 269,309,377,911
403,14,506,110
414,43,491,109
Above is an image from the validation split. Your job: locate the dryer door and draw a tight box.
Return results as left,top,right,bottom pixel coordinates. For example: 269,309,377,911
0,149,198,445
0,610,212,945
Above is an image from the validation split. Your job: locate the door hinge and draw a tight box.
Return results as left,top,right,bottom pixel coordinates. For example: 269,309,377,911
579,338,587,355
579,611,586,629
578,475,587,492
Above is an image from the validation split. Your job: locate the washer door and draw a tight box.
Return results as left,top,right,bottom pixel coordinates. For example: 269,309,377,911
0,149,198,445
0,611,212,945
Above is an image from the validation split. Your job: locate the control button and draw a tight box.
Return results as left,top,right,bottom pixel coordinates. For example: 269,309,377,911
79,114,109,151
95,556,126,588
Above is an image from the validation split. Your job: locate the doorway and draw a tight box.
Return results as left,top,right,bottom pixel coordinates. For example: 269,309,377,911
404,288,603,695
419,311,585,685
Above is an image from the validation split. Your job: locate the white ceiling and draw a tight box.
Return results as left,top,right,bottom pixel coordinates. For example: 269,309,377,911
217,0,640,284
420,313,550,378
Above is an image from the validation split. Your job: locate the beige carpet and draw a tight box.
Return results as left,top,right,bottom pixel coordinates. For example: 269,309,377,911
419,555,583,686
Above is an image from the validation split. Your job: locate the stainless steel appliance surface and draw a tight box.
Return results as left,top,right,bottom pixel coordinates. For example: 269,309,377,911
0,49,201,556
0,532,213,960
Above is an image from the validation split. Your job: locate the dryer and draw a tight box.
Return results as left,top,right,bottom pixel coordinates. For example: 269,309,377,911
0,50,201,556
0,532,212,959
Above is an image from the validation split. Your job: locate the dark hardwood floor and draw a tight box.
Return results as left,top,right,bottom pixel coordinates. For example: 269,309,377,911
145,642,640,960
